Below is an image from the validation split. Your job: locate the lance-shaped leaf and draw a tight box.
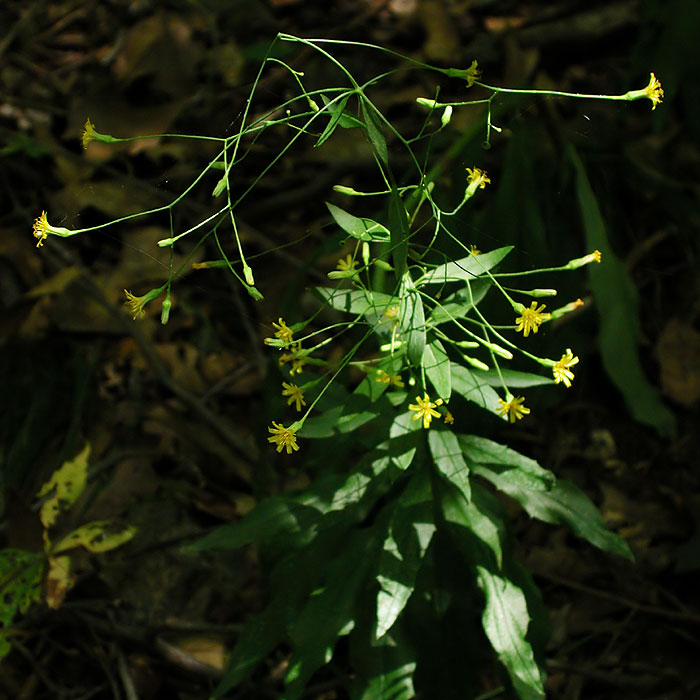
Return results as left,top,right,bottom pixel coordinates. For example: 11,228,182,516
398,271,425,367
326,202,391,242
423,338,451,402
416,246,513,286
284,528,383,700
451,365,501,415
476,565,545,700
361,99,388,165
472,466,633,560
429,430,470,502
458,434,555,491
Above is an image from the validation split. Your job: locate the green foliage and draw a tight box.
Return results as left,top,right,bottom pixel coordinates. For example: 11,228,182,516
0,550,43,659
38,33,659,699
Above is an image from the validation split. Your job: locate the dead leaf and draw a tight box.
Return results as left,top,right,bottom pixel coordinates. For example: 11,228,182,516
657,318,700,406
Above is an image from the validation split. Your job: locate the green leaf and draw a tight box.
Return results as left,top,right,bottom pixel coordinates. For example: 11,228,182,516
450,365,500,415
360,99,388,165
427,279,491,325
376,471,435,639
416,246,513,286
399,271,426,367
357,659,416,700
326,202,391,242
476,566,545,700
474,368,554,389
212,523,352,698
439,480,503,568
422,339,451,402
472,466,633,560
567,145,675,438
320,94,364,129
388,184,408,280
315,96,349,147
458,434,555,491
384,410,421,470
0,549,44,659
284,528,382,700
314,286,396,316
189,498,319,552
429,430,470,501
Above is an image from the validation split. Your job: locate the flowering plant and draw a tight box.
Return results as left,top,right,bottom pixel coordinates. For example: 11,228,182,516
33,34,662,700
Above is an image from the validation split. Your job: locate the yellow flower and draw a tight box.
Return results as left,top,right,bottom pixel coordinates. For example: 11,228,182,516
567,250,602,269
267,421,300,454
552,349,579,388
466,167,491,190
383,305,400,321
443,410,454,425
123,289,147,319
80,118,118,148
375,369,405,388
336,254,358,272
272,317,294,344
469,244,481,255
282,382,306,411
464,59,481,87
644,73,664,110
32,211,76,248
289,356,308,376
81,118,97,149
496,395,530,423
514,301,551,337
408,394,444,429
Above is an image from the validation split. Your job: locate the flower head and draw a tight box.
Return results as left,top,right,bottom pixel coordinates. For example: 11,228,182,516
267,421,300,454
496,395,530,423
124,290,147,319
464,59,481,87
80,118,118,149
469,244,481,256
443,410,455,425
375,369,405,388
408,394,444,429
514,301,551,337
552,349,579,388
466,167,491,190
32,211,76,248
336,254,358,272
281,382,306,411
271,317,294,344
81,118,97,149
643,73,664,110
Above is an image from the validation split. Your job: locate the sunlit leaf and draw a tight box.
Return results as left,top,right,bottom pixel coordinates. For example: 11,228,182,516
326,202,391,242
416,247,513,286
472,466,633,560
477,566,545,700
423,339,451,402
429,430,470,501
399,271,425,367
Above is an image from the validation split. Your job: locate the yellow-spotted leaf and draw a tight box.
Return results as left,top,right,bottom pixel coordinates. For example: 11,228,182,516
36,443,91,531
51,520,136,555
45,555,74,610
